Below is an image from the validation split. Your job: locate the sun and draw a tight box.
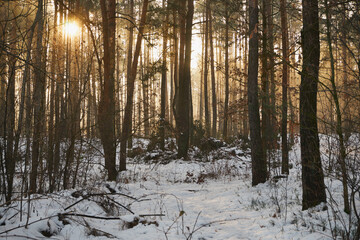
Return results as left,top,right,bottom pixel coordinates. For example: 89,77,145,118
63,21,80,37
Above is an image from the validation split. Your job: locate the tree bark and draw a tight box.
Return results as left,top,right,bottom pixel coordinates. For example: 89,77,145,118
209,4,217,137
172,5,179,133
30,0,45,193
248,0,267,186
99,0,117,181
160,0,169,150
127,0,135,148
280,0,289,174
300,0,326,210
261,0,270,165
5,15,17,201
204,1,210,137
223,2,230,141
268,0,276,145
177,0,193,159
47,0,58,191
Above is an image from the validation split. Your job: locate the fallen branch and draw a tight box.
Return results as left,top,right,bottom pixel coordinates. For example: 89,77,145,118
0,234,39,240
139,214,165,217
64,192,138,211
60,212,164,220
83,219,117,238
64,198,87,211
105,196,134,214
0,215,58,235
60,213,122,220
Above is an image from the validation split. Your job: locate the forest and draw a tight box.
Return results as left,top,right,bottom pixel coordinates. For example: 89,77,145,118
0,0,360,239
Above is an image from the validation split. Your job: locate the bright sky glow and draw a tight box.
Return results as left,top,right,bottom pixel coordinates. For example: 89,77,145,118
63,21,80,37
191,33,203,70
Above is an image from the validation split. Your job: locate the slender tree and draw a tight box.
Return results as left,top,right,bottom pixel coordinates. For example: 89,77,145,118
204,1,210,136
160,0,169,150
126,0,134,149
5,10,17,202
120,0,149,170
324,0,349,214
280,0,289,174
209,2,217,137
260,0,270,164
223,1,230,141
30,0,45,193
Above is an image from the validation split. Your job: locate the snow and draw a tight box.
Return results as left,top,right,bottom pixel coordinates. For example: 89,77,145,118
0,137,357,239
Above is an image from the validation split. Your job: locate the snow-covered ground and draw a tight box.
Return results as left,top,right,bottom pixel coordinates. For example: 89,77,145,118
0,137,357,239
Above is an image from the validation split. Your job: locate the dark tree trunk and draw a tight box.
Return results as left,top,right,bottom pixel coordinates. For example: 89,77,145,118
47,0,58,191
13,9,37,197
160,0,169,150
243,7,249,138
261,0,270,165
280,0,289,174
54,1,65,190
99,0,117,181
268,0,276,144
248,0,267,186
300,0,326,210
126,0,134,149
177,0,193,159
209,4,217,137
0,8,6,140
5,18,17,201
30,0,45,193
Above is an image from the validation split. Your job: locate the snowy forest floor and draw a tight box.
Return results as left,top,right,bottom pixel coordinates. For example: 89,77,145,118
0,136,357,239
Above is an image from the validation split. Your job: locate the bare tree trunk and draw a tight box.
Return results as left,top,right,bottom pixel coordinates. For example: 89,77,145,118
261,0,270,166
30,0,45,193
341,3,350,140
324,0,349,214
269,0,276,144
243,10,249,137
177,0,193,159
53,1,65,190
209,4,217,137
172,6,179,133
170,32,174,128
142,46,150,137
280,0,289,174
0,7,6,140
204,1,210,137
300,0,326,210
5,15,17,201
248,0,267,186
223,2,229,141
243,6,250,139
289,30,295,146
199,12,204,125
126,0,134,148
120,0,149,171
47,0,58,191
99,0,117,181
160,0,169,150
